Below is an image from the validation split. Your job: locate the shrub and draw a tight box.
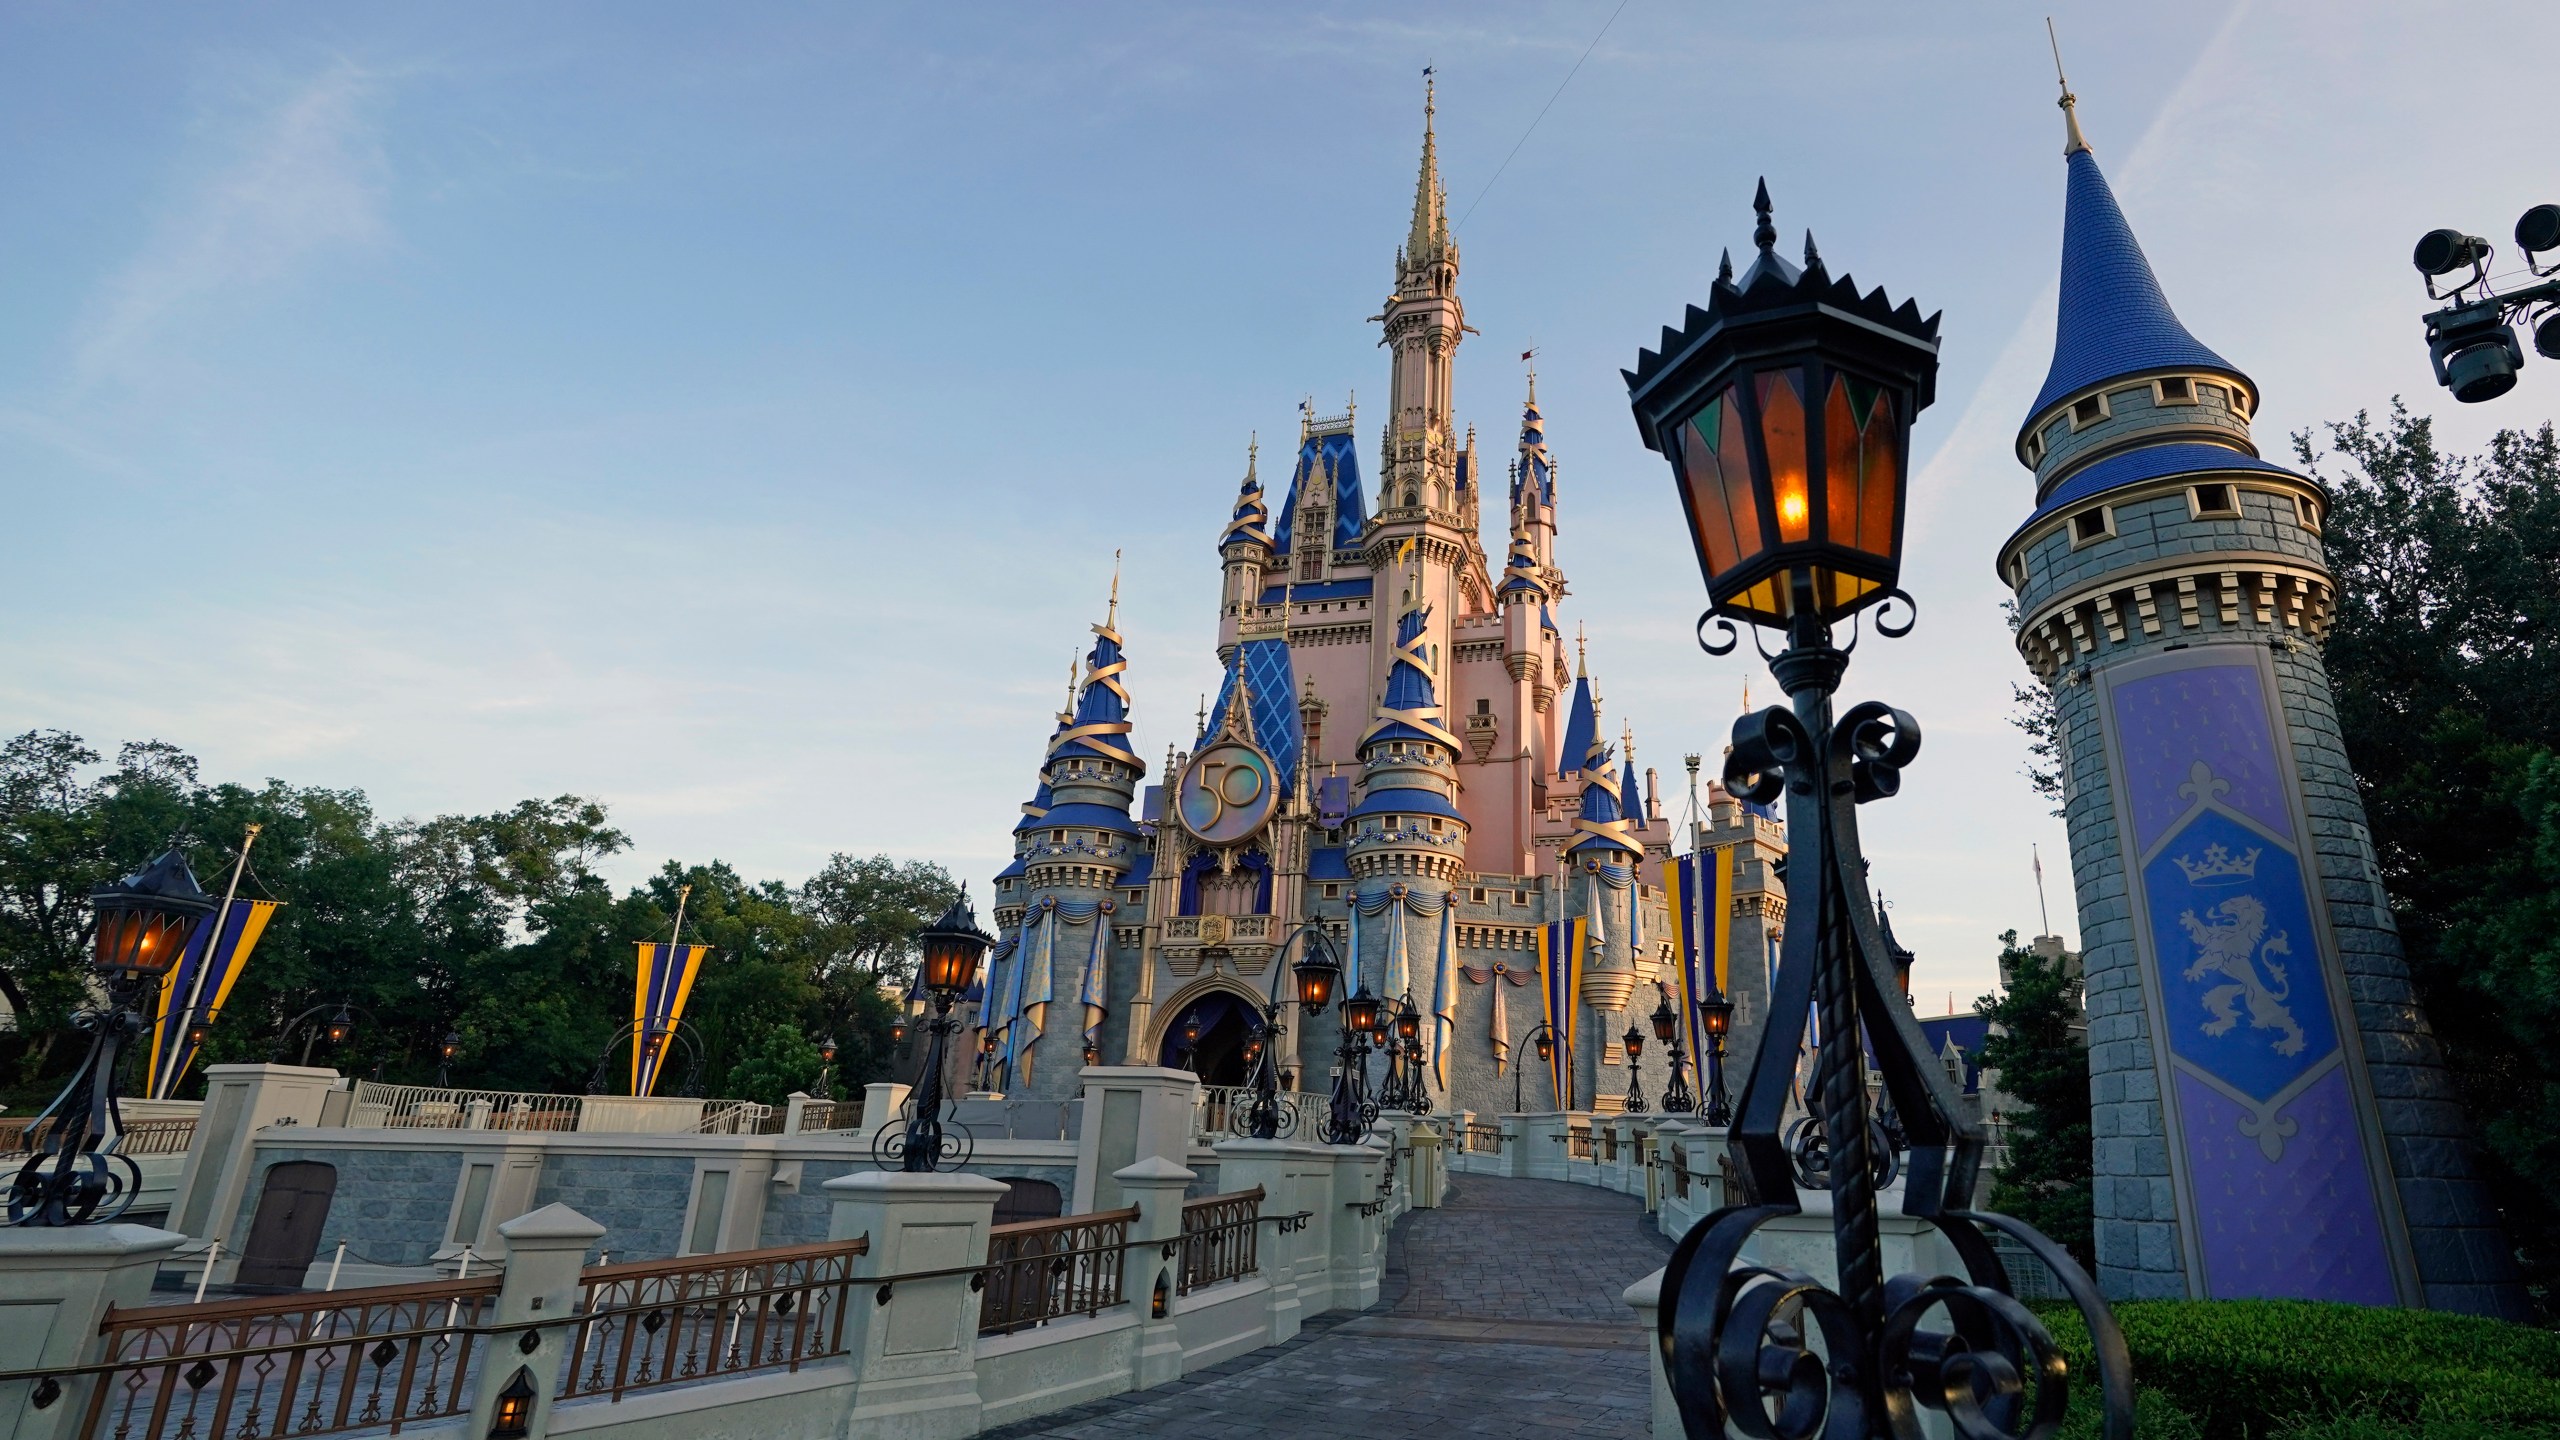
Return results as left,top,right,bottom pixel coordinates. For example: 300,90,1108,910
2033,1298,2560,1437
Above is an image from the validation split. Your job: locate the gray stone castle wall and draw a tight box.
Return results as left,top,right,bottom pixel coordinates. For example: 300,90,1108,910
2018,419,2524,1315
230,1146,464,1269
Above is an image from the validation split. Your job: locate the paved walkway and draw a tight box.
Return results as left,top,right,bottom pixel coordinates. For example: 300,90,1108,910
982,1173,1670,1439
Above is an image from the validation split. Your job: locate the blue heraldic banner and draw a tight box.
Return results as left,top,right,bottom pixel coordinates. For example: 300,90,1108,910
2101,652,2410,1304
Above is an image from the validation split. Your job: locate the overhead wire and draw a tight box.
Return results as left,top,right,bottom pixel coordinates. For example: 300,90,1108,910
1451,0,1634,235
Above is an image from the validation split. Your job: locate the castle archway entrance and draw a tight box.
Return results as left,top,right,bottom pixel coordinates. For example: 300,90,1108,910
1156,989,1260,1086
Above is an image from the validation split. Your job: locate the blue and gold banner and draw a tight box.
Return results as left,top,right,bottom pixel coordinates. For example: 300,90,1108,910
633,942,711,1096
1661,850,1732,1105
146,899,280,1100
1540,918,1583,1110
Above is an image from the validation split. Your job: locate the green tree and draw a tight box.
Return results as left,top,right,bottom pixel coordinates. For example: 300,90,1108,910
1976,929,2095,1275
721,1025,825,1107
2297,403,2560,1308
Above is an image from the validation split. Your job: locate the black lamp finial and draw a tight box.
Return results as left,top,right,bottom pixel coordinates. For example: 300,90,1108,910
1751,178,1776,253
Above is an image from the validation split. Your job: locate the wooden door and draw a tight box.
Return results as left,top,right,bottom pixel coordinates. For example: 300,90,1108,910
236,1161,336,1288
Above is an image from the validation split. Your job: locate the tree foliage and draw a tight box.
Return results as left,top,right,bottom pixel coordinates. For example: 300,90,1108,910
0,733,952,1108
2296,402,2560,1310
1977,929,2095,1275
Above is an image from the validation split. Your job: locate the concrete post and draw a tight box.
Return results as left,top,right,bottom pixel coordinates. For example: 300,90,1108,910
1070,1067,1201,1215
823,1169,1005,1440
467,1203,606,1440
1515,1113,1571,1181
782,1091,815,1134
1325,1144,1385,1310
1207,1139,1308,1344
1500,1114,1533,1179
1112,1157,1193,1389
0,1223,186,1440
1404,1125,1445,1209
165,1063,342,1245
1623,1268,1679,1439
860,1082,912,1150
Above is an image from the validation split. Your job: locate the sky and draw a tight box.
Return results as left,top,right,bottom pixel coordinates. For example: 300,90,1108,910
4,1,2556,1010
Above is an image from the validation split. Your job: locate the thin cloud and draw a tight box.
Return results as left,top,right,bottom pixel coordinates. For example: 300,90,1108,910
75,59,389,386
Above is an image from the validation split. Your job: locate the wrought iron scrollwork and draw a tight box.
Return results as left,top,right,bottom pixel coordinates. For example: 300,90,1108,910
8,982,150,1227
1698,612,1742,657
1661,584,2130,1440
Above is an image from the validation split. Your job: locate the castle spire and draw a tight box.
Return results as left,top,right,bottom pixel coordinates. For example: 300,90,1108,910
2049,19,2091,157
1408,69,1446,261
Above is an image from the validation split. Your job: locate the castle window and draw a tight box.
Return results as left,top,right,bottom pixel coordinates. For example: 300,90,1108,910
1124,889,1143,903
2154,376,2194,405
1514,890,1531,905
2070,393,2109,429
1429,818,1444,833
2006,554,2028,589
2068,506,2115,547
1476,698,1490,715
2189,483,2239,519
2229,387,2251,418
2295,493,2321,531
2023,430,2045,465
1471,887,1487,904
1051,830,1066,843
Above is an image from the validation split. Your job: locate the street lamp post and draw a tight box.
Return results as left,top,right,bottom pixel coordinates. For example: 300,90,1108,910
814,1035,839,1101
1516,1021,1556,1114
274,1001,367,1068
437,1031,461,1089
9,849,215,1227
1625,184,2129,1436
1621,1021,1648,1115
1232,920,1342,1141
879,889,993,1173
1699,993,1734,1129
1323,983,1383,1146
1652,986,1695,1114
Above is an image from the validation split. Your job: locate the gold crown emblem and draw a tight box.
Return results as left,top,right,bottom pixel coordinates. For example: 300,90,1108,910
2173,842,2261,886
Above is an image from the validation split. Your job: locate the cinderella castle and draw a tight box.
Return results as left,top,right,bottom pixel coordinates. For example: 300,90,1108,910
968,85,1790,1120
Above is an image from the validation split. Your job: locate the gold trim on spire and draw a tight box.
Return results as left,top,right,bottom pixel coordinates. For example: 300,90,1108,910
1576,621,1588,678
1103,548,1122,631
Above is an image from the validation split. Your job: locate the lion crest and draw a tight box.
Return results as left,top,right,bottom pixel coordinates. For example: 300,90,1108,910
2176,894,2304,1057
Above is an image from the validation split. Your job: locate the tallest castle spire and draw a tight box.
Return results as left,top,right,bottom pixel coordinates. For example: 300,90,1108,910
1405,72,1449,269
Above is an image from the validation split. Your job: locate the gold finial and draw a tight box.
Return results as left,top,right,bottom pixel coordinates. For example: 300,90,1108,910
1300,396,1313,442
1066,652,1081,714
1621,722,1635,765
1524,345,1538,405
1741,676,1752,713
1197,693,1209,732
1105,549,1122,629
2048,18,2090,157
1575,622,1588,678
1246,432,1258,483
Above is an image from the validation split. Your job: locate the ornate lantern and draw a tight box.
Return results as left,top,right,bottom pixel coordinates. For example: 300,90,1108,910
1533,1029,1554,1064
1291,931,1341,1015
1650,992,1678,1043
1340,985,1383,1038
1700,994,1733,1040
1624,182,1940,631
917,894,994,998
89,849,214,980
1622,1022,1645,1062
1392,997,1422,1044
488,1368,537,1439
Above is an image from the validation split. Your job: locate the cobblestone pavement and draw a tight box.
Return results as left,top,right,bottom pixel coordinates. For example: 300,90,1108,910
981,1173,1671,1439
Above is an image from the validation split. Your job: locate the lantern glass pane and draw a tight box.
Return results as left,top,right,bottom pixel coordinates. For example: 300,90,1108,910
1679,390,1752,578
1825,375,1899,561
1757,371,1811,543
1857,381,1899,559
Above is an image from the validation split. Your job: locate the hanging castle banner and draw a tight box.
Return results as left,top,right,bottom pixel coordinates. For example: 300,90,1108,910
145,898,281,1100
1661,849,1733,1102
2098,649,2412,1305
633,942,711,1097
1539,918,1583,1110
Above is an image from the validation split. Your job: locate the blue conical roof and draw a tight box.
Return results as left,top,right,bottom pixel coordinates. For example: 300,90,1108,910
1050,625,1142,769
2025,149,2243,427
1620,756,1645,832
1558,674,1596,778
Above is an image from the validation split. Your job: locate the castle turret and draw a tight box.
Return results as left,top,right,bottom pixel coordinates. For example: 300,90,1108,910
1562,715,1642,1106
1998,88,2522,1316
1005,586,1146,1099
1217,438,1275,653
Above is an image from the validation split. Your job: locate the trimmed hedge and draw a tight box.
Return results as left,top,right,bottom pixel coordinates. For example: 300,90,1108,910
2031,1299,2560,1438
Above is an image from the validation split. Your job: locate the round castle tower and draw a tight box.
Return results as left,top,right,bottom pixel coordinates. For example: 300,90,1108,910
1998,91,2523,1316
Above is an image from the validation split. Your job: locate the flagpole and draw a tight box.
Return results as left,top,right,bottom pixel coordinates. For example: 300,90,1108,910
157,823,261,1099
2033,845,2051,937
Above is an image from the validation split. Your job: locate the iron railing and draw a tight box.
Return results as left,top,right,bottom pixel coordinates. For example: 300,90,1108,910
793,1099,862,1133
1562,1128,1595,1161
1462,1123,1504,1154
1176,1188,1262,1295
73,1275,502,1440
346,1083,771,1136
0,1116,196,1157
560,1237,865,1401
977,1208,1135,1337
1195,1085,1325,1140
1599,1128,1620,1163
